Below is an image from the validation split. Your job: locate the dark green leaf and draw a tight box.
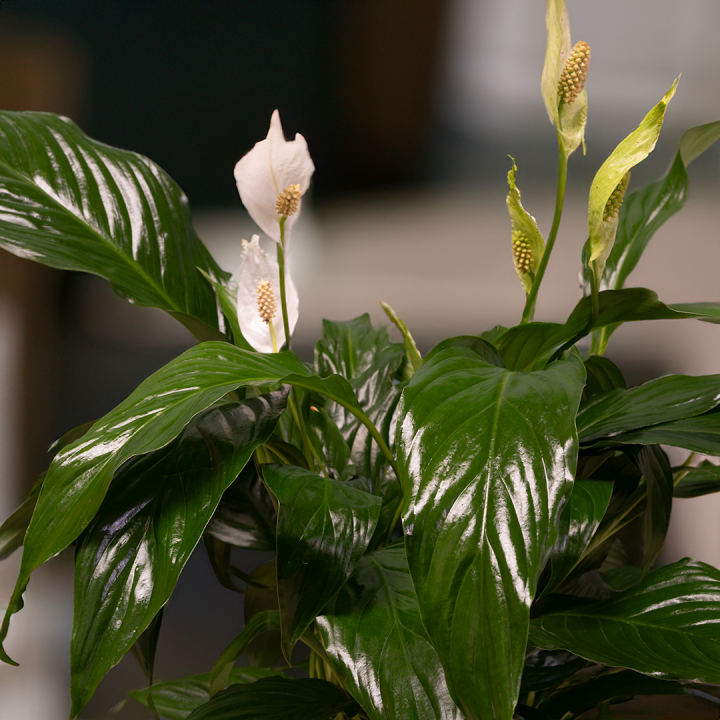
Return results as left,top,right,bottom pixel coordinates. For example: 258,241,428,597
244,560,282,667
0,475,43,561
129,667,286,720
582,356,626,401
317,543,462,720
529,558,720,682
203,534,242,593
397,337,586,720
198,269,253,351
496,289,720,371
262,464,381,660
209,610,282,695
0,111,227,335
539,669,690,719
0,343,319,659
131,608,163,686
577,374,720,443
606,410,720,454
542,480,613,595
70,394,286,716
186,677,361,720
205,463,277,551
674,461,720,498
624,445,673,573
519,649,587,693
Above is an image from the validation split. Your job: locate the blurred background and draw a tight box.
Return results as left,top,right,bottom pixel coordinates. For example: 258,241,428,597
0,1,719,717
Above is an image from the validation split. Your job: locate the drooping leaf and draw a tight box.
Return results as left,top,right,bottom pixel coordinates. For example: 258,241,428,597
0,111,227,336
679,120,720,165
586,79,679,281
495,288,720,371
204,463,277,551
198,269,253,351
538,669,697,719
129,667,285,720
262,463,381,661
397,336,586,720
519,649,587,694
529,558,720,683
542,480,613,595
244,560,282,668
604,410,720,455
0,475,43,560
203,534,242,593
70,393,286,716
506,159,545,293
624,445,673,573
577,374,720,443
0,343,369,660
674,460,720,498
186,677,361,720
131,608,164,686
317,543,462,720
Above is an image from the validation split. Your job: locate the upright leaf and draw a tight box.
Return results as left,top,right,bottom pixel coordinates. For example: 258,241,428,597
530,558,720,683
70,393,286,716
586,80,679,281
397,337,585,720
186,677,361,720
0,111,226,335
317,544,462,720
262,464,381,661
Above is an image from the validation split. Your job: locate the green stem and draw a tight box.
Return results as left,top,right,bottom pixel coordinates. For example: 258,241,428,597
522,134,568,324
277,217,292,351
288,390,327,476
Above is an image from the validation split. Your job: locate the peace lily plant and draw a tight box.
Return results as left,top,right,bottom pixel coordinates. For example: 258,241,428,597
2,2,720,718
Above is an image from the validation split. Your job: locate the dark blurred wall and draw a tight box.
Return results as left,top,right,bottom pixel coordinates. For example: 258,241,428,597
0,0,446,207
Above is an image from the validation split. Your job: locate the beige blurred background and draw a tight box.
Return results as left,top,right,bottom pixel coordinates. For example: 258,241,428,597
1,1,719,718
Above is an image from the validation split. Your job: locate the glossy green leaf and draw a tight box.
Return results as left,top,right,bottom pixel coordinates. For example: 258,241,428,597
317,543,462,720
244,560,282,667
203,534,242,593
0,475,43,560
0,111,227,336
495,288,720,371
538,669,694,719
624,445,673,573
0,343,362,659
131,608,163,686
543,480,613,595
129,667,285,720
70,394,286,716
607,410,720,454
262,463,381,660
205,463,277,551
187,677,361,720
315,314,405,479
529,558,720,682
397,337,586,720
582,355,626,401
506,159,545,293
674,460,720,498
519,649,587,694
586,79,679,280
577,374,720,443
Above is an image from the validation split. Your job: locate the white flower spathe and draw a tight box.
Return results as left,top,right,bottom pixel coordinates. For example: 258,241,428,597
235,235,299,353
234,110,315,243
